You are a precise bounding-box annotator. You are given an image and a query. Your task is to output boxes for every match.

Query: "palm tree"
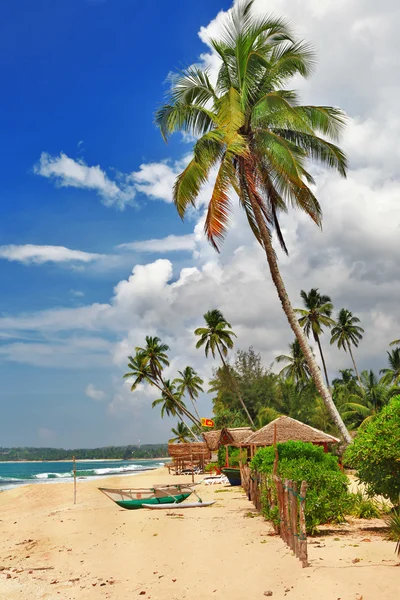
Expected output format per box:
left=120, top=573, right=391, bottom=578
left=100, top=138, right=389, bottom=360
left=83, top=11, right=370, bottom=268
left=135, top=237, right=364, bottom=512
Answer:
left=380, top=348, right=400, bottom=386
left=341, top=370, right=398, bottom=429
left=296, top=289, right=335, bottom=389
left=275, top=339, right=311, bottom=383
left=170, top=421, right=193, bottom=443
left=174, top=366, right=204, bottom=420
left=330, top=309, right=364, bottom=388
left=151, top=380, right=200, bottom=441
left=195, top=309, right=255, bottom=427
left=124, top=336, right=200, bottom=428
left=390, top=339, right=400, bottom=347
left=155, top=1, right=351, bottom=443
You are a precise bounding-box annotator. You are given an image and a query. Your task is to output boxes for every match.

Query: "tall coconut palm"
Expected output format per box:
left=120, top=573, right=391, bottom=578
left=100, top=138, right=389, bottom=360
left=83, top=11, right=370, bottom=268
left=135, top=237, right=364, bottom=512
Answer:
left=296, top=289, right=335, bottom=389
left=380, top=348, right=400, bottom=386
left=275, top=339, right=311, bottom=383
left=174, top=366, right=204, bottom=420
left=155, top=1, right=351, bottom=443
left=330, top=309, right=364, bottom=388
left=195, top=309, right=255, bottom=427
left=170, top=421, right=193, bottom=443
left=124, top=337, right=200, bottom=428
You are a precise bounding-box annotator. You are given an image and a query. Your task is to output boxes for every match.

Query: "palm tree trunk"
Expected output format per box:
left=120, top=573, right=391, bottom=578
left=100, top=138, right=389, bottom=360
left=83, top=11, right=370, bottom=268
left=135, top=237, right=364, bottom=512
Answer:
left=247, top=192, right=352, bottom=445
left=151, top=377, right=202, bottom=433
left=315, top=334, right=330, bottom=389
left=347, top=342, right=363, bottom=390
left=216, top=344, right=256, bottom=428
left=178, top=415, right=197, bottom=442
left=189, top=395, right=201, bottom=421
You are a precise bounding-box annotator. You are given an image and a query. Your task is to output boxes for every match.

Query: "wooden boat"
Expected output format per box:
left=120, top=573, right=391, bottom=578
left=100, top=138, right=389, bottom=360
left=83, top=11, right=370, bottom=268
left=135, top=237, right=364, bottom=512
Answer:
left=99, top=483, right=195, bottom=510
left=143, top=500, right=215, bottom=510
left=222, top=467, right=241, bottom=486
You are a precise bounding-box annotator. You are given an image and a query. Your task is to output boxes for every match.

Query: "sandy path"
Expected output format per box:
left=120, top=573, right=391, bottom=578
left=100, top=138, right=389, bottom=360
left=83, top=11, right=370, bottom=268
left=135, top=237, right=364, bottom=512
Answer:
left=0, top=468, right=398, bottom=599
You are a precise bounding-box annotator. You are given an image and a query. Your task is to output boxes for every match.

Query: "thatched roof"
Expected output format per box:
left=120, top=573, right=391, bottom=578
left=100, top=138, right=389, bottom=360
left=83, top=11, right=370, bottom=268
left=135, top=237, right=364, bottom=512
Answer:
left=220, top=427, right=253, bottom=447
left=168, top=442, right=211, bottom=460
left=243, top=416, right=339, bottom=446
left=202, top=430, right=222, bottom=451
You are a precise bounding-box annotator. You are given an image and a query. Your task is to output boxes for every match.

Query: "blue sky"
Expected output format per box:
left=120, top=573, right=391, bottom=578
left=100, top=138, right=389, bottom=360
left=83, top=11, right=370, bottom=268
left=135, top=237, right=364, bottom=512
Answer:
left=1, top=0, right=400, bottom=448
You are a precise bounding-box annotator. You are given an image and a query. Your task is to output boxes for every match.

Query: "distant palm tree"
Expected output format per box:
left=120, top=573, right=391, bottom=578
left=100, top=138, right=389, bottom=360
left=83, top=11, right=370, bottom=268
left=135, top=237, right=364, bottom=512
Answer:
left=195, top=309, right=255, bottom=427
left=296, top=289, right=335, bottom=388
left=152, top=380, right=200, bottom=441
left=341, top=370, right=398, bottom=429
left=330, top=309, right=364, bottom=388
left=170, top=421, right=193, bottom=443
left=155, top=0, right=351, bottom=444
left=380, top=348, right=400, bottom=386
left=124, top=336, right=200, bottom=427
left=174, top=366, right=204, bottom=420
left=275, top=339, right=311, bottom=383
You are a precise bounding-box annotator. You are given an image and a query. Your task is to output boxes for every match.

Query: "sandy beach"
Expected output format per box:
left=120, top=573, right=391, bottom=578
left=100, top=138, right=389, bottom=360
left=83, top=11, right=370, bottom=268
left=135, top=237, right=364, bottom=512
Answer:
left=0, top=467, right=398, bottom=600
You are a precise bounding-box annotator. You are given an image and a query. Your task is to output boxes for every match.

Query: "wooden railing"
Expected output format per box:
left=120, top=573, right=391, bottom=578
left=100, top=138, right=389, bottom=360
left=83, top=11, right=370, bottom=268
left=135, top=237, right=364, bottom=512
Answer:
left=240, top=464, right=308, bottom=567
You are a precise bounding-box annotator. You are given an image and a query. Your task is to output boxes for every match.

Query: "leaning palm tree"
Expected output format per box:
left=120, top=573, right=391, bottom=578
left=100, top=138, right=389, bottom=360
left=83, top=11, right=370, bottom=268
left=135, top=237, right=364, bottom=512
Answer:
left=170, top=421, right=193, bottom=443
left=124, top=337, right=200, bottom=428
left=330, top=308, right=364, bottom=388
left=195, top=309, right=255, bottom=427
left=152, top=380, right=200, bottom=441
left=296, top=288, right=335, bottom=389
left=275, top=339, right=311, bottom=383
left=380, top=348, right=400, bottom=386
left=174, top=366, right=204, bottom=420
left=155, top=1, right=351, bottom=443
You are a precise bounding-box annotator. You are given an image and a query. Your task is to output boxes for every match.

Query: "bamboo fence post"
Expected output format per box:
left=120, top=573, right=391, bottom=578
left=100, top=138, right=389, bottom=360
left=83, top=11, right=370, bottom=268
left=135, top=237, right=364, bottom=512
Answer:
left=275, top=476, right=286, bottom=541
left=190, top=446, right=194, bottom=483
left=291, top=481, right=299, bottom=558
left=299, top=481, right=308, bottom=567
left=73, top=455, right=77, bottom=505
left=284, top=479, right=292, bottom=550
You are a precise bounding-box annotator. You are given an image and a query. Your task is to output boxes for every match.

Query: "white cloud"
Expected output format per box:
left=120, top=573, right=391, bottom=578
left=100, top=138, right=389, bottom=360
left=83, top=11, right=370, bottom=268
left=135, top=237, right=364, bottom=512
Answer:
left=130, top=158, right=188, bottom=203
left=70, top=289, right=85, bottom=298
left=118, top=234, right=195, bottom=253
left=0, top=244, right=103, bottom=265
left=34, top=152, right=136, bottom=209
left=85, top=383, right=106, bottom=401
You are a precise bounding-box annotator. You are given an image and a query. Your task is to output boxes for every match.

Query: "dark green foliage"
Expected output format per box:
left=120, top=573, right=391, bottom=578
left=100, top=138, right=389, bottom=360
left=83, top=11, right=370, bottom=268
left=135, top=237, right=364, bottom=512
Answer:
left=251, top=441, right=350, bottom=533
left=0, top=444, right=168, bottom=461
left=345, top=396, right=400, bottom=503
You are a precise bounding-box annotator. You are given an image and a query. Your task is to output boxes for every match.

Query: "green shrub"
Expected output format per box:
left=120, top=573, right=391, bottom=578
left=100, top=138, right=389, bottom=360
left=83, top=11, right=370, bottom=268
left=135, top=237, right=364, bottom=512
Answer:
left=345, top=396, right=400, bottom=504
left=345, top=492, right=381, bottom=519
left=250, top=441, right=350, bottom=534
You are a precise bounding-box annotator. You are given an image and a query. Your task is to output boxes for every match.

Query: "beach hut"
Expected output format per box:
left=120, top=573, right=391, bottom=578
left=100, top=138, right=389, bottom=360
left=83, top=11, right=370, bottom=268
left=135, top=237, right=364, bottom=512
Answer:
left=202, top=430, right=222, bottom=452
left=243, top=416, right=339, bottom=455
left=167, top=442, right=211, bottom=474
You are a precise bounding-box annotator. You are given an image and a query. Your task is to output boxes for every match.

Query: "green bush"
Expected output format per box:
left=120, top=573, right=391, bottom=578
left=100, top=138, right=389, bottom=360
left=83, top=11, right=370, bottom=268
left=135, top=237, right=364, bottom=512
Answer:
left=251, top=441, right=350, bottom=534
left=345, top=396, right=400, bottom=504
left=345, top=492, right=381, bottom=519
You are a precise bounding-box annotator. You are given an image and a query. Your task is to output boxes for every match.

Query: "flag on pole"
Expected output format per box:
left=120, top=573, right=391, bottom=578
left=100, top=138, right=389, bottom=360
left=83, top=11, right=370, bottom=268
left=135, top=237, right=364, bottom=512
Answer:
left=201, top=418, right=215, bottom=427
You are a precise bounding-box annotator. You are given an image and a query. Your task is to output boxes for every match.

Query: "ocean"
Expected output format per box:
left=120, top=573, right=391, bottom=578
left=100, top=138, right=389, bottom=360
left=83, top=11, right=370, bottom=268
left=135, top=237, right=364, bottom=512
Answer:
left=0, top=459, right=167, bottom=491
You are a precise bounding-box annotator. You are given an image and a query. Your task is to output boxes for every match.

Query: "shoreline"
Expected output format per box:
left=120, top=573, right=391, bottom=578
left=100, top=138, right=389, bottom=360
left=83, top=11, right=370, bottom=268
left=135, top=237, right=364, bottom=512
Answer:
left=0, top=457, right=170, bottom=464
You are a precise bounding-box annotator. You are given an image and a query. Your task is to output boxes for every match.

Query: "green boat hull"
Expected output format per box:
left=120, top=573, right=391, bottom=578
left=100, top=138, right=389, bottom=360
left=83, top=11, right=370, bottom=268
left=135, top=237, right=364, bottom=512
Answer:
left=115, top=492, right=192, bottom=510
left=222, top=468, right=241, bottom=486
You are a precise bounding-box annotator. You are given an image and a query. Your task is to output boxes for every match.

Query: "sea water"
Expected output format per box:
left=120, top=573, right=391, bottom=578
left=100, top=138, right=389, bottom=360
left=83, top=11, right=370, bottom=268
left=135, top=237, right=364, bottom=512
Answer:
left=0, top=459, right=167, bottom=491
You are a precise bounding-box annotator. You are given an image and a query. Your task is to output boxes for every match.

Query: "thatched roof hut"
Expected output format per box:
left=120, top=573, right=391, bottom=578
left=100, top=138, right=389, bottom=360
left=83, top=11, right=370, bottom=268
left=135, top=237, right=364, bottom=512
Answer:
left=202, top=430, right=221, bottom=452
left=243, top=416, right=339, bottom=447
left=219, top=427, right=253, bottom=447
left=168, top=442, right=211, bottom=460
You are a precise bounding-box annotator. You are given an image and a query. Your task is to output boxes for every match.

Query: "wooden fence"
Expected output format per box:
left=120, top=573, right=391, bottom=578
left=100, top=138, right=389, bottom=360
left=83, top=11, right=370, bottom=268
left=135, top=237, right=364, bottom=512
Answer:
left=240, top=464, right=308, bottom=567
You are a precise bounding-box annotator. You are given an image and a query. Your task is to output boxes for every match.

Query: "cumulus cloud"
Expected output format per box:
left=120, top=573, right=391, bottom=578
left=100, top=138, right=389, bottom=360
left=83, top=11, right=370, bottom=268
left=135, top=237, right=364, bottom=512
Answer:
left=85, top=383, right=106, bottom=401
left=0, top=244, right=103, bottom=265
left=118, top=234, right=196, bottom=253
left=130, top=158, right=189, bottom=203
left=34, top=152, right=136, bottom=209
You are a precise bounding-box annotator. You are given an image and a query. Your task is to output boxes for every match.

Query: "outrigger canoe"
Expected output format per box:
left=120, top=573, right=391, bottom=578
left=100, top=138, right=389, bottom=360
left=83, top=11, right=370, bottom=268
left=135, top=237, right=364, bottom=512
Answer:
left=99, top=483, right=196, bottom=510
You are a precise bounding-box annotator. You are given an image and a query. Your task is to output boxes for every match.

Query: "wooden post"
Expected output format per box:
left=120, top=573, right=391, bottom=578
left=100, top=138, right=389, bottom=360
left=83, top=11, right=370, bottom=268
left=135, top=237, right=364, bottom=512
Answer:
left=225, top=445, right=229, bottom=467
left=273, top=423, right=278, bottom=477
left=190, top=446, right=194, bottom=484
left=299, top=481, right=308, bottom=567
left=73, top=455, right=77, bottom=505
left=274, top=476, right=285, bottom=541
left=284, top=479, right=292, bottom=549
left=291, top=481, right=299, bottom=557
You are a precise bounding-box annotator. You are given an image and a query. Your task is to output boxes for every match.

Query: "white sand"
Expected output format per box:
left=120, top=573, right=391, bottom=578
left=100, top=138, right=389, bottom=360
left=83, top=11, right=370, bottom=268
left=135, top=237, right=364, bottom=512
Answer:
left=0, top=467, right=398, bottom=599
